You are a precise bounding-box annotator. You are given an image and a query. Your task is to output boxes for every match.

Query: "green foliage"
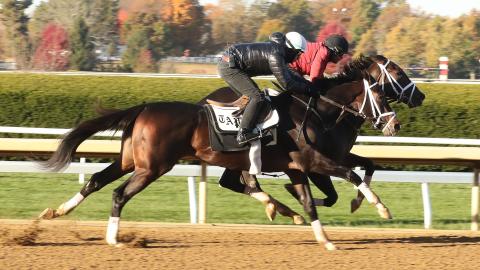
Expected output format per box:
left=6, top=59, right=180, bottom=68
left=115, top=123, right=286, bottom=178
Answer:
left=69, top=18, right=96, bottom=71
left=0, top=74, right=478, bottom=141
left=87, top=0, right=120, bottom=52
left=0, top=0, right=33, bottom=68
left=121, top=12, right=171, bottom=72
left=349, top=0, right=380, bottom=46
left=359, top=82, right=480, bottom=138
left=266, top=0, right=316, bottom=39
left=162, top=0, right=206, bottom=55
left=383, top=17, right=428, bottom=67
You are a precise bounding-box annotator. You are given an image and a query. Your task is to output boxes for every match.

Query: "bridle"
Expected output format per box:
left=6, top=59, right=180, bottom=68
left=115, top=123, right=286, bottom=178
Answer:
left=358, top=78, right=397, bottom=133
left=292, top=76, right=397, bottom=137
left=373, top=59, right=417, bottom=107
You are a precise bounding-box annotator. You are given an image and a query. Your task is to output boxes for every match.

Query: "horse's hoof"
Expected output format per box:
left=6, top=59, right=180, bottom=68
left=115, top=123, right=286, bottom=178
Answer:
left=376, top=204, right=393, bottom=219
left=350, top=199, right=362, bottom=213
left=292, top=215, right=306, bottom=225
left=38, top=208, right=57, bottom=220
left=265, top=203, right=277, bottom=222
left=324, top=242, right=337, bottom=251
left=114, top=243, right=126, bottom=248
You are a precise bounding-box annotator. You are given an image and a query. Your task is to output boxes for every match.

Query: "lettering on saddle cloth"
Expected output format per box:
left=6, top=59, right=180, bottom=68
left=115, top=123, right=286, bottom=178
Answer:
left=204, top=104, right=279, bottom=152
left=212, top=106, right=242, bottom=132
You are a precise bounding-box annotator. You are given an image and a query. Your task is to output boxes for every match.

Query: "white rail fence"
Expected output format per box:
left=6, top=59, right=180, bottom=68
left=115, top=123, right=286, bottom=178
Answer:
left=1, top=126, right=480, bottom=230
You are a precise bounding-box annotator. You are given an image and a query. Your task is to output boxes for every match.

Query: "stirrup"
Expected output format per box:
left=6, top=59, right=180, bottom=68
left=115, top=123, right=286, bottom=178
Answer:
left=237, top=128, right=262, bottom=144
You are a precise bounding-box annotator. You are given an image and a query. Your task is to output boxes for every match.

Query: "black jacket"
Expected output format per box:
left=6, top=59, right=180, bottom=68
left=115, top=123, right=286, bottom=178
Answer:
left=226, top=35, right=311, bottom=94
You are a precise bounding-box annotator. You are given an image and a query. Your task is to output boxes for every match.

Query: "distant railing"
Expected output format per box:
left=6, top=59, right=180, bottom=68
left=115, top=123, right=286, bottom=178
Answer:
left=162, top=56, right=220, bottom=64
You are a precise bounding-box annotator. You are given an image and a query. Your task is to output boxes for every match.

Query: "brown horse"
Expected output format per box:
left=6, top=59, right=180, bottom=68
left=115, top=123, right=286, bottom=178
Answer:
left=39, top=70, right=398, bottom=250
left=200, top=55, right=425, bottom=223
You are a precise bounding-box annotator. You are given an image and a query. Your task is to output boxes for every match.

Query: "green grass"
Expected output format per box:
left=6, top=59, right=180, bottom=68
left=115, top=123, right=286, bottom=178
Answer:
left=0, top=173, right=472, bottom=230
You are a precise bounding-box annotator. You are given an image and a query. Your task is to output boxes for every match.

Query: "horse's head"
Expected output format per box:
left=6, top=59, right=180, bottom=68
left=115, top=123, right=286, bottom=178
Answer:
left=368, top=55, right=425, bottom=108
left=349, top=75, right=400, bottom=136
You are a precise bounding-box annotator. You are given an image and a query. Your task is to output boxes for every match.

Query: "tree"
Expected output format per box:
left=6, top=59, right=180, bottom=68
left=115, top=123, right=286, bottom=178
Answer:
left=0, top=21, right=7, bottom=59
left=353, top=28, right=376, bottom=57
left=29, top=0, right=85, bottom=42
left=160, top=0, right=206, bottom=55
left=256, top=19, right=287, bottom=42
left=267, top=0, right=316, bottom=40
left=458, top=11, right=480, bottom=77
left=33, top=23, right=69, bottom=70
left=30, top=0, right=121, bottom=60
left=365, top=0, right=411, bottom=54
left=134, top=48, right=156, bottom=72
left=242, top=0, right=270, bottom=42
left=0, top=0, right=33, bottom=69
left=348, top=0, right=380, bottom=47
left=206, top=0, right=249, bottom=51
left=316, top=20, right=349, bottom=42
left=308, top=0, right=354, bottom=25
left=87, top=0, right=120, bottom=57
left=121, top=12, right=170, bottom=72
left=383, top=16, right=427, bottom=67
left=69, top=18, right=96, bottom=71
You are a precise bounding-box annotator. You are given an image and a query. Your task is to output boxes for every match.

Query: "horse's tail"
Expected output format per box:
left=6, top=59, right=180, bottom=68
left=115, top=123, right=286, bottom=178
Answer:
left=43, top=104, right=147, bottom=171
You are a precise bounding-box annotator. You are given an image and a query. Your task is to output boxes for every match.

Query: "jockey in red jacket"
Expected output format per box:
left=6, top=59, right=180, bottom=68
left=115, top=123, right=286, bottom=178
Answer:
left=289, top=34, right=349, bottom=83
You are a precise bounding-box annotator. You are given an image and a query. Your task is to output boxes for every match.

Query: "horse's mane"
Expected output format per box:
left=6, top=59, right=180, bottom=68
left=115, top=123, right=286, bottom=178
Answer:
left=312, top=55, right=374, bottom=90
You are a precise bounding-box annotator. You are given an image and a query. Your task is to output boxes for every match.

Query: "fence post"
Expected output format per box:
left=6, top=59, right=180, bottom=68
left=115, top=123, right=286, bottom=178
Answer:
left=438, top=56, right=449, bottom=80
left=198, top=162, right=207, bottom=224
left=421, top=182, right=432, bottom=229
left=187, top=176, right=197, bottom=224
left=78, top=157, right=86, bottom=184
left=472, top=169, right=479, bottom=231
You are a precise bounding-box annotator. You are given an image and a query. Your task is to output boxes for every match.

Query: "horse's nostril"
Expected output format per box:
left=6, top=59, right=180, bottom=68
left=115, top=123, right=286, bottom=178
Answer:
left=394, top=124, right=401, bottom=130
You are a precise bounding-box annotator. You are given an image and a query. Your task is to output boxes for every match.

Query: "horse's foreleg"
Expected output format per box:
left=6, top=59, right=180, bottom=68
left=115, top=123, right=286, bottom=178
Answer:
left=342, top=154, right=375, bottom=213
left=290, top=178, right=336, bottom=251
left=39, top=160, right=131, bottom=220
left=307, top=173, right=338, bottom=207
left=310, top=155, right=391, bottom=220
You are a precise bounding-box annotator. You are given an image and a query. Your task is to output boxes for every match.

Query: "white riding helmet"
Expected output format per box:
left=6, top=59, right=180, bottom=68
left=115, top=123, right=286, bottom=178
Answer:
left=285, top=32, right=307, bottom=53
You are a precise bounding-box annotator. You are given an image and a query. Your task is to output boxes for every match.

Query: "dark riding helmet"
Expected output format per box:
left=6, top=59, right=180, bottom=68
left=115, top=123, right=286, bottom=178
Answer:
left=324, top=35, right=349, bottom=56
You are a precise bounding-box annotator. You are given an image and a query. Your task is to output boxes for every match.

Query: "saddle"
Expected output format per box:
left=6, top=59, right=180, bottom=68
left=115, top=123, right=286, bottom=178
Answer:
left=204, top=91, right=279, bottom=152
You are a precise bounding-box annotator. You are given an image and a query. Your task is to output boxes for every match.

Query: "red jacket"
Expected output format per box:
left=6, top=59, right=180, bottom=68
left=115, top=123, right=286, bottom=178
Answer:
left=289, top=42, right=329, bottom=83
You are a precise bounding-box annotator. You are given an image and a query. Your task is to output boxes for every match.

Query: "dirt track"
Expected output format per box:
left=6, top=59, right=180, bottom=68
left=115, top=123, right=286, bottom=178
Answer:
left=1, top=219, right=479, bottom=270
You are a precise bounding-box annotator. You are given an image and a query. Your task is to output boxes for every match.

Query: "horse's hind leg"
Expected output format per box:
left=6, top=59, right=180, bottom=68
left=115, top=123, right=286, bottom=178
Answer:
left=106, top=163, right=174, bottom=246
left=39, top=159, right=132, bottom=219
left=219, top=169, right=305, bottom=224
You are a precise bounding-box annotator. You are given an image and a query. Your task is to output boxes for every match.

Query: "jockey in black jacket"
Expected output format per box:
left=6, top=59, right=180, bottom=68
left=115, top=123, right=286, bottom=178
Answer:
left=218, top=31, right=314, bottom=145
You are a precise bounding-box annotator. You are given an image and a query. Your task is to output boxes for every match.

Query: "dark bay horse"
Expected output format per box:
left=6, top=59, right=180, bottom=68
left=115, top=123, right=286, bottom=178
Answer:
left=39, top=71, right=398, bottom=250
left=200, top=55, right=425, bottom=223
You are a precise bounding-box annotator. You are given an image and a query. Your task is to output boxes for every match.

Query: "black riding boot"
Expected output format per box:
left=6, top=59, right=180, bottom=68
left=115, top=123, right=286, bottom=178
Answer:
left=236, top=98, right=265, bottom=144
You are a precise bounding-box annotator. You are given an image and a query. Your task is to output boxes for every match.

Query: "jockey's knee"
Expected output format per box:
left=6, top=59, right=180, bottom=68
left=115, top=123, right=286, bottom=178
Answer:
left=323, top=192, right=338, bottom=207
